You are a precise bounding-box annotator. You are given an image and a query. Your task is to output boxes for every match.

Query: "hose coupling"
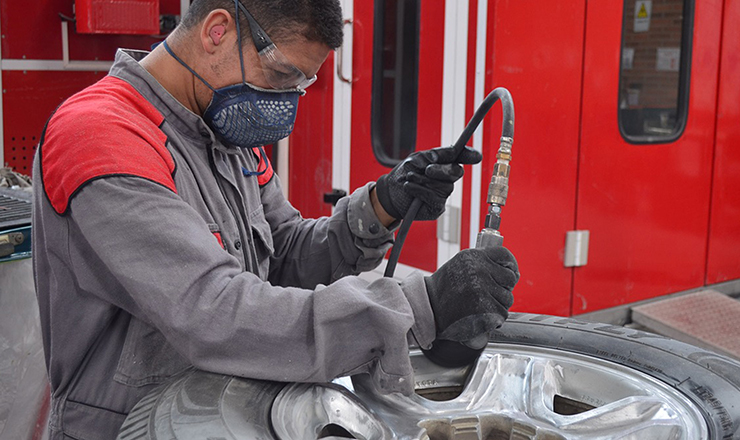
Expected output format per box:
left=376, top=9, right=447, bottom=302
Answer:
left=486, top=136, right=513, bottom=206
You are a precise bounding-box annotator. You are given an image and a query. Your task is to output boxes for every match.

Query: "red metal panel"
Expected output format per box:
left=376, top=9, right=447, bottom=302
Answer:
left=706, top=0, right=740, bottom=284
left=479, top=0, right=585, bottom=316
left=287, top=52, right=335, bottom=219
left=2, top=70, right=106, bottom=174
left=574, top=1, right=722, bottom=313
left=349, top=0, right=445, bottom=273
left=159, top=0, right=179, bottom=15
left=76, top=0, right=159, bottom=35
left=1, top=0, right=179, bottom=60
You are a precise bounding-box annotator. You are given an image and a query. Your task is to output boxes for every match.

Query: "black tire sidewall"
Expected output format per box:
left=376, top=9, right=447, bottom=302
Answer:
left=492, top=313, right=740, bottom=440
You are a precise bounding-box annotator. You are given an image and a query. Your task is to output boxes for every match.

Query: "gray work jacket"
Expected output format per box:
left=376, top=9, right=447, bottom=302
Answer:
left=32, top=49, right=435, bottom=440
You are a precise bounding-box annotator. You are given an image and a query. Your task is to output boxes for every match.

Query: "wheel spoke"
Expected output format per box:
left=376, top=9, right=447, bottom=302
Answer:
left=553, top=395, right=685, bottom=438
left=460, top=352, right=533, bottom=413
left=524, top=359, right=563, bottom=420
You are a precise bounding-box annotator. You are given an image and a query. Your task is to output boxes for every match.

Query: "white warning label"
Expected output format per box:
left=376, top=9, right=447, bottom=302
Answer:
left=634, top=0, right=652, bottom=33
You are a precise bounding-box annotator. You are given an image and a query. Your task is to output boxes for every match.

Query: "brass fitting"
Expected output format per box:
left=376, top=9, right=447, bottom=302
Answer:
left=486, top=136, right=513, bottom=206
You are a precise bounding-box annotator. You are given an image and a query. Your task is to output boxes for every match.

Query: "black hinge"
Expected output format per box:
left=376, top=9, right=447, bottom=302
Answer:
left=323, top=189, right=347, bottom=206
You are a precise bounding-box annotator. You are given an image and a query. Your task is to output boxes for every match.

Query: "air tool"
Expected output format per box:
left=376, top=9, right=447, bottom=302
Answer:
left=384, top=87, right=515, bottom=367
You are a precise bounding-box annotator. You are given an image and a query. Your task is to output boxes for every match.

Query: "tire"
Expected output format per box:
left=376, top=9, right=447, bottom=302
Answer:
left=118, top=313, right=740, bottom=439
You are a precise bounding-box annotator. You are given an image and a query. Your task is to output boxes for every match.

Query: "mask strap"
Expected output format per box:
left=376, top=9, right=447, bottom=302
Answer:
left=234, top=0, right=247, bottom=84
left=242, top=147, right=269, bottom=177
left=162, top=40, right=219, bottom=93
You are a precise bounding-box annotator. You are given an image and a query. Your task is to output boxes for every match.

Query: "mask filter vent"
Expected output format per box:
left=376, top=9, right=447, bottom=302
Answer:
left=204, top=83, right=300, bottom=149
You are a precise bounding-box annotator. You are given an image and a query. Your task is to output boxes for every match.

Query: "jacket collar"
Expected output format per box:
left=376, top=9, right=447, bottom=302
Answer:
left=108, top=49, right=217, bottom=146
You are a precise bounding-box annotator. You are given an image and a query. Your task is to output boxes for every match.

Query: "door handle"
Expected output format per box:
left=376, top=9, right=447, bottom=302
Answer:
left=337, top=19, right=355, bottom=84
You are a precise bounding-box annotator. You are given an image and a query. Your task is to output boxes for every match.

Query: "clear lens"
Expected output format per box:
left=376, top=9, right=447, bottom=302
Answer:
left=259, top=44, right=317, bottom=90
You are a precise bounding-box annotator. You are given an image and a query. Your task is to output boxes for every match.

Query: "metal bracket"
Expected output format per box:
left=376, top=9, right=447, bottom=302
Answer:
left=437, top=206, right=461, bottom=244
left=0, top=232, right=24, bottom=258
left=564, top=230, right=590, bottom=267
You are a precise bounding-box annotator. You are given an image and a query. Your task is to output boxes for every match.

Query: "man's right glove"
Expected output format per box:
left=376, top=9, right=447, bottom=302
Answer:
left=423, top=246, right=519, bottom=367
left=375, top=145, right=483, bottom=221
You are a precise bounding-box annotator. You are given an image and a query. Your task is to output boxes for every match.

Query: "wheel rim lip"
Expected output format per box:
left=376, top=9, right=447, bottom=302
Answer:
left=272, top=343, right=710, bottom=440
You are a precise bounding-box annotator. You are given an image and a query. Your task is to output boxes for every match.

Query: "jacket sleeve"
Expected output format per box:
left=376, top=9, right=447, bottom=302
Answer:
left=64, top=176, right=435, bottom=394
left=261, top=174, right=397, bottom=289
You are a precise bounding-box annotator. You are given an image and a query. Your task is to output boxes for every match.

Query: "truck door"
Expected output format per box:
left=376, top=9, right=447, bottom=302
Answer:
left=574, top=0, right=722, bottom=313
left=706, top=0, right=740, bottom=285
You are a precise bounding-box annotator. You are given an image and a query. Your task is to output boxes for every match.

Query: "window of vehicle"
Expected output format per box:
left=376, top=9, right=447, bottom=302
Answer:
left=618, top=0, right=694, bottom=143
left=371, top=0, right=420, bottom=166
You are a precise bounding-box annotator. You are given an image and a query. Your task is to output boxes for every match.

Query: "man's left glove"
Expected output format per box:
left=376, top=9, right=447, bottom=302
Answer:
left=375, top=145, right=483, bottom=220
left=422, top=246, right=519, bottom=367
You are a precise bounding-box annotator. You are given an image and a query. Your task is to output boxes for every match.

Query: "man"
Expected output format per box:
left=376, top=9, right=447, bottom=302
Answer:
left=32, top=0, right=519, bottom=438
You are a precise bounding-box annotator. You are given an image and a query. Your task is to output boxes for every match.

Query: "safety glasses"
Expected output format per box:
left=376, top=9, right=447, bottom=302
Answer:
left=235, top=0, right=318, bottom=91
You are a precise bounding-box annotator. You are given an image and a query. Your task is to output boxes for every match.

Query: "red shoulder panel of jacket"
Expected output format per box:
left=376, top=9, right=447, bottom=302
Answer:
left=41, top=76, right=176, bottom=214
left=253, top=147, right=274, bottom=187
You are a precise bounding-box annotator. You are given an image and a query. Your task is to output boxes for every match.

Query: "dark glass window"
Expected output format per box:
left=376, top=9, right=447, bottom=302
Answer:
left=371, top=0, right=420, bottom=167
left=618, top=0, right=693, bottom=143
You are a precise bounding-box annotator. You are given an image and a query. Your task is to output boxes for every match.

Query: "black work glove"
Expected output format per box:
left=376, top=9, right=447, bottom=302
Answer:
left=375, top=145, right=483, bottom=220
left=423, top=247, right=519, bottom=367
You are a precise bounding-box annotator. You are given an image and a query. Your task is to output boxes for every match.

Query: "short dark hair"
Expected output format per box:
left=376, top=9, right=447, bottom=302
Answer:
left=181, top=0, right=343, bottom=49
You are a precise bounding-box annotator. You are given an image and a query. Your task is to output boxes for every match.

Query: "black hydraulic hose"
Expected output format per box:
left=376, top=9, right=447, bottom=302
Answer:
left=383, top=198, right=421, bottom=277
left=384, top=88, right=514, bottom=278
left=452, top=87, right=514, bottom=156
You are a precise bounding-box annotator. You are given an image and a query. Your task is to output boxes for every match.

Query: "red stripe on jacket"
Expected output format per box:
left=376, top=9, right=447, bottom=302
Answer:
left=253, top=147, right=274, bottom=187
left=41, top=76, right=176, bottom=214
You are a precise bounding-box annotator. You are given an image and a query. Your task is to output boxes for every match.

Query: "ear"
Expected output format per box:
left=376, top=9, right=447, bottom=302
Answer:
left=200, top=9, right=233, bottom=54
